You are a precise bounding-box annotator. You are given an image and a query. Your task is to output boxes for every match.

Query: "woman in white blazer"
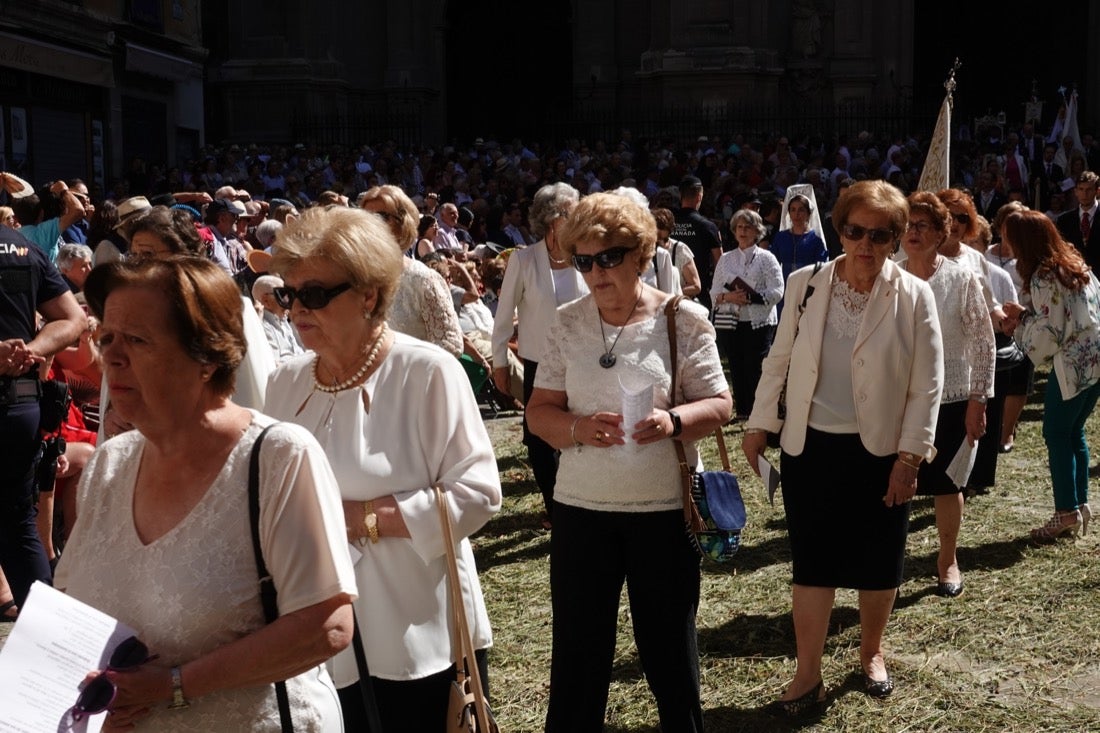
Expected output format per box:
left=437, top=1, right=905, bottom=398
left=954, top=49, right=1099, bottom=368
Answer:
left=491, top=183, right=588, bottom=528
left=742, top=181, right=943, bottom=717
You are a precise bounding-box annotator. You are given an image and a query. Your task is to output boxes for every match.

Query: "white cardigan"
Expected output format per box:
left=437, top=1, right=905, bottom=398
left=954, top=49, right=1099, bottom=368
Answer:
left=491, top=239, right=588, bottom=365
left=747, top=257, right=943, bottom=460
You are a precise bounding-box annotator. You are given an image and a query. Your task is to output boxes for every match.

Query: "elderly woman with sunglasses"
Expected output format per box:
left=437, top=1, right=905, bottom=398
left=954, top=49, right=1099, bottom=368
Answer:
left=742, top=181, right=943, bottom=716
left=527, top=193, right=731, bottom=732
left=264, top=207, right=501, bottom=732
left=55, top=257, right=356, bottom=731
left=900, top=192, right=996, bottom=598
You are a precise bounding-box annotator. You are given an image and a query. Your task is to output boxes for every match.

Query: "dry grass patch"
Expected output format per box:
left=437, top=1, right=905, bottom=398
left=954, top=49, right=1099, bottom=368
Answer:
left=475, top=369, right=1100, bottom=731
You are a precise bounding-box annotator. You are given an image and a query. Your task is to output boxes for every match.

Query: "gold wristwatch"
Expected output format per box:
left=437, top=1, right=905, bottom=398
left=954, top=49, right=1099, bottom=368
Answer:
left=363, top=500, right=379, bottom=544
left=168, top=666, right=190, bottom=709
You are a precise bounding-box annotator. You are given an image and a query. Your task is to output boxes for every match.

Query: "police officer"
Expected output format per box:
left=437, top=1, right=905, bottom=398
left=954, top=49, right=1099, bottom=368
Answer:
left=0, top=223, right=84, bottom=607
left=672, top=175, right=723, bottom=309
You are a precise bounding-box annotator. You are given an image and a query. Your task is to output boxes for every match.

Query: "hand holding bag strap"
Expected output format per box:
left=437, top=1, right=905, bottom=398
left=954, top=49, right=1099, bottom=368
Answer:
left=664, top=297, right=706, bottom=533
left=435, top=485, right=495, bottom=731
left=248, top=424, right=293, bottom=733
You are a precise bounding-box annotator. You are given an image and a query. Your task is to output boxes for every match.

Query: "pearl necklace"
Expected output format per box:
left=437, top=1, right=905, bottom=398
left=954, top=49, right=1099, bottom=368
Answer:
left=312, top=323, right=389, bottom=393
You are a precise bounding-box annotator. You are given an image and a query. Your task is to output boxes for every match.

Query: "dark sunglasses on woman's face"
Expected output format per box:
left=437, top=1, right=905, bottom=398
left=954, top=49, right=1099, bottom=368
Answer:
left=951, top=212, right=972, bottom=225
left=272, top=282, right=352, bottom=310
left=841, top=224, right=895, bottom=246
left=571, top=246, right=633, bottom=273
left=69, top=636, right=157, bottom=722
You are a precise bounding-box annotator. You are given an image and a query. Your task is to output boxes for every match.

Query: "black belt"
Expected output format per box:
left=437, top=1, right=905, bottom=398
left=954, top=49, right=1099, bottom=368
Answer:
left=0, top=375, right=41, bottom=406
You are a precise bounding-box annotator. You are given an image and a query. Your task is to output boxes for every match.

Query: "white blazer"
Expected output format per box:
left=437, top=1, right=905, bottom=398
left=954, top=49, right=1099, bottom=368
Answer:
left=491, top=240, right=588, bottom=365
left=747, top=257, right=943, bottom=460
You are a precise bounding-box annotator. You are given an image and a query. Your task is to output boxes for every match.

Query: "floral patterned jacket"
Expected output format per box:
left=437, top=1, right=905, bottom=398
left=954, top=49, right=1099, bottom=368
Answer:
left=1017, top=269, right=1100, bottom=399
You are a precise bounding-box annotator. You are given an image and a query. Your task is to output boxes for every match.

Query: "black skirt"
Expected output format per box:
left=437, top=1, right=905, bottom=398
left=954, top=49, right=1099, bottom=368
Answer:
left=916, top=400, right=969, bottom=496
left=781, top=428, right=909, bottom=590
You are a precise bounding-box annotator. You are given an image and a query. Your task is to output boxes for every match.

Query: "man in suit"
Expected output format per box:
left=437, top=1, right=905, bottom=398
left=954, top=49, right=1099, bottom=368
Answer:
left=1056, top=171, right=1100, bottom=271
left=1031, top=143, right=1065, bottom=212
left=975, top=171, right=1008, bottom=221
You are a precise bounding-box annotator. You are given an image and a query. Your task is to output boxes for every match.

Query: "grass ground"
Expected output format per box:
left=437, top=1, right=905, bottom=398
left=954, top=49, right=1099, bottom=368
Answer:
left=473, top=368, right=1100, bottom=732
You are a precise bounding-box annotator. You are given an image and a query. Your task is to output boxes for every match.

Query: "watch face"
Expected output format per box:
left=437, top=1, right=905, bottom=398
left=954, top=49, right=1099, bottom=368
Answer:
left=366, top=513, right=378, bottom=529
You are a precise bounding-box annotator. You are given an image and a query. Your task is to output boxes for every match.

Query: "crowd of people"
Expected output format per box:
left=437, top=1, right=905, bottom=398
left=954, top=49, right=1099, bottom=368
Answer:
left=0, top=116, right=1098, bottom=730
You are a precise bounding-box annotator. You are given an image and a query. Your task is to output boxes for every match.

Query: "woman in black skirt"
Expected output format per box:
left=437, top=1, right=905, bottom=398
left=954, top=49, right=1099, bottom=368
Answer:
left=742, top=181, right=943, bottom=716
left=899, top=192, right=996, bottom=598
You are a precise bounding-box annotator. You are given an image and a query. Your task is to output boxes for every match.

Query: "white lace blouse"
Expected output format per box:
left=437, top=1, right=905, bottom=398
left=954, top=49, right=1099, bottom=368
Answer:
left=902, top=258, right=996, bottom=403
left=55, top=416, right=356, bottom=732
left=535, top=294, right=728, bottom=512
left=389, top=259, right=464, bottom=356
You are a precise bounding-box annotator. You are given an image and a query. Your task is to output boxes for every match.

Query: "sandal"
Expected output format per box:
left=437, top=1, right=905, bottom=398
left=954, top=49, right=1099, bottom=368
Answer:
left=0, top=599, right=18, bottom=621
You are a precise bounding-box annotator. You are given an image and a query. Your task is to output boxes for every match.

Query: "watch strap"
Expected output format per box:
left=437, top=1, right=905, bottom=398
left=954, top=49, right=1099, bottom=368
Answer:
left=168, top=666, right=190, bottom=709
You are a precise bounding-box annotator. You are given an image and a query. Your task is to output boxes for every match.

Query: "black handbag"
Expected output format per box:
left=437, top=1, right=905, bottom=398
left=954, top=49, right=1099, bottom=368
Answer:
left=666, top=298, right=747, bottom=562
left=248, top=425, right=384, bottom=733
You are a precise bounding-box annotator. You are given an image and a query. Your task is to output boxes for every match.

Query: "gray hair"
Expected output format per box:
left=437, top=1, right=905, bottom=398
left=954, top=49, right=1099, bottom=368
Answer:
left=730, top=209, right=767, bottom=243
left=251, top=274, right=284, bottom=301
left=255, top=219, right=283, bottom=248
left=528, top=182, right=580, bottom=239
left=56, top=243, right=93, bottom=271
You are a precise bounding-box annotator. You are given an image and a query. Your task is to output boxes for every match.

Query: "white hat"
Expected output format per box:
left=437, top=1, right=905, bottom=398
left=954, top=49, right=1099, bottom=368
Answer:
left=114, top=196, right=152, bottom=230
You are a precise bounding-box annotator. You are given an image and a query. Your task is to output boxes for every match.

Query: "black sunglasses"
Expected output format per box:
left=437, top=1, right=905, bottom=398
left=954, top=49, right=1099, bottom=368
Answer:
left=69, top=636, right=157, bottom=722
left=841, top=225, right=896, bottom=246
left=571, top=246, right=634, bottom=273
left=951, top=212, right=972, bottom=225
left=272, top=282, right=352, bottom=310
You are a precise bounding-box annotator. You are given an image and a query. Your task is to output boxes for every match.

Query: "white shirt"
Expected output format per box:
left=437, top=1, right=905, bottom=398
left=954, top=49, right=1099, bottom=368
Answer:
left=265, top=335, right=502, bottom=684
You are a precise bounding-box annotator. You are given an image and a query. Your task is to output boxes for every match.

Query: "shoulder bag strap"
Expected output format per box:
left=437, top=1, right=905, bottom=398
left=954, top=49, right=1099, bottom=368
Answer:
left=435, top=485, right=493, bottom=729
left=248, top=424, right=293, bottom=733
left=665, top=297, right=706, bottom=532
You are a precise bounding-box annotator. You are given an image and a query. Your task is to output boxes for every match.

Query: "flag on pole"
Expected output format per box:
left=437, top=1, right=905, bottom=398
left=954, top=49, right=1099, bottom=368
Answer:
left=918, top=60, right=959, bottom=193
left=1053, top=87, right=1085, bottom=171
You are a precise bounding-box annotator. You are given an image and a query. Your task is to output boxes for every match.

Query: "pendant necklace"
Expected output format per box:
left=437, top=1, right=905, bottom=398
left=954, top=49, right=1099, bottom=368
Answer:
left=312, top=323, right=389, bottom=393
left=598, top=293, right=643, bottom=368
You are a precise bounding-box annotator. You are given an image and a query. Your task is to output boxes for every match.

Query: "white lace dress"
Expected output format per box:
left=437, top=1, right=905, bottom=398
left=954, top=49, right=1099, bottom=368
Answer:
left=55, top=415, right=357, bottom=732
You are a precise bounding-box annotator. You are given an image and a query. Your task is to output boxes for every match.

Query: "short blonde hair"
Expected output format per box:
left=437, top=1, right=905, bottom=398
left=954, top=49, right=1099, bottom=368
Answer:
left=557, top=192, right=657, bottom=263
left=271, top=207, right=403, bottom=320
left=359, top=184, right=418, bottom=250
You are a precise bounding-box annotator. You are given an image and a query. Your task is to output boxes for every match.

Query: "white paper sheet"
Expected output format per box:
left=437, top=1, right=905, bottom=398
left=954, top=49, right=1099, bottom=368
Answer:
left=945, top=438, right=977, bottom=488
left=0, top=581, right=136, bottom=733
left=619, top=374, right=654, bottom=447
left=758, top=455, right=781, bottom=505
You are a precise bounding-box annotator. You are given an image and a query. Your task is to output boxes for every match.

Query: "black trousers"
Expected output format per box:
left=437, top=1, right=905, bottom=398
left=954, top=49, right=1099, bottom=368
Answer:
left=545, top=502, right=704, bottom=733
left=522, top=359, right=559, bottom=516
left=0, top=401, right=51, bottom=607
left=716, top=323, right=775, bottom=418
left=337, top=649, right=489, bottom=733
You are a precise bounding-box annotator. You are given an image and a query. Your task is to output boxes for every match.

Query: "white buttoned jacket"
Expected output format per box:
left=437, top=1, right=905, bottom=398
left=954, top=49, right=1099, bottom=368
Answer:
left=747, top=257, right=943, bottom=460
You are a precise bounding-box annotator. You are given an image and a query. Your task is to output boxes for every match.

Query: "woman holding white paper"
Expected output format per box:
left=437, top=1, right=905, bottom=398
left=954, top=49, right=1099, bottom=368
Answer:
left=54, top=257, right=356, bottom=731
left=527, top=192, right=731, bottom=732
left=900, top=192, right=995, bottom=598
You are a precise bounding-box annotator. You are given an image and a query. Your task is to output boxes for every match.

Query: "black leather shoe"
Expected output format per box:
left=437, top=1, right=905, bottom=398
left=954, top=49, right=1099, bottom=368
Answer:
left=864, top=674, right=894, bottom=698
left=767, top=680, right=826, bottom=718
left=935, top=580, right=964, bottom=597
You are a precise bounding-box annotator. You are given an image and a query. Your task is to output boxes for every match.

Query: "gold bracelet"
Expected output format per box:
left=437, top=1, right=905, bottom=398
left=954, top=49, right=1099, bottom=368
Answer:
left=569, top=416, right=583, bottom=448
left=896, top=455, right=921, bottom=469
